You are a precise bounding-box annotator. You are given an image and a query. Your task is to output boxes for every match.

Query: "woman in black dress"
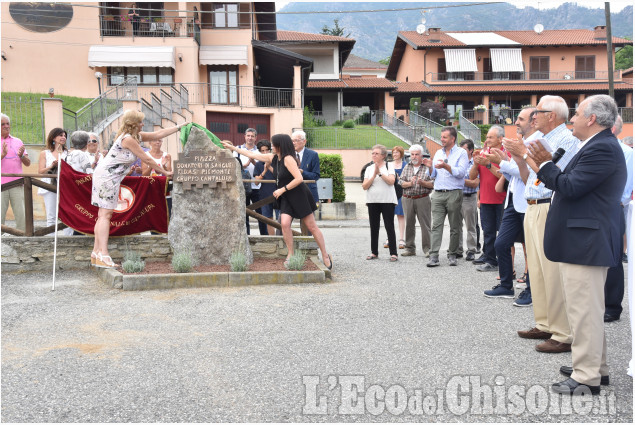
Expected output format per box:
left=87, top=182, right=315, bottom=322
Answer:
left=222, top=134, right=332, bottom=270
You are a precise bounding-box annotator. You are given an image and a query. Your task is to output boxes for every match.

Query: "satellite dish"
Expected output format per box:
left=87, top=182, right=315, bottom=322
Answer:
left=421, top=17, right=426, bottom=25
left=534, top=24, right=544, bottom=34
left=416, top=24, right=426, bottom=35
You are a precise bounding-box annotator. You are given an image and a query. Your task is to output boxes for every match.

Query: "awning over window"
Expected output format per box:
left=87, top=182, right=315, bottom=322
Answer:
left=443, top=49, right=478, bottom=73
left=490, top=48, right=524, bottom=72
left=88, top=46, right=175, bottom=68
left=199, top=45, right=248, bottom=66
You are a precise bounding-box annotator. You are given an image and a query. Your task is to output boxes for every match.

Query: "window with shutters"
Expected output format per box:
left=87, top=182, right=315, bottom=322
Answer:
left=575, top=56, right=596, bottom=79
left=208, top=65, right=238, bottom=104
left=529, top=56, right=550, bottom=80
left=107, top=66, right=174, bottom=86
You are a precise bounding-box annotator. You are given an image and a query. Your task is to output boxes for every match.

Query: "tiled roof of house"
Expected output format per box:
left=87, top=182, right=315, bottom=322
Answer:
left=308, top=77, right=396, bottom=89
left=307, top=80, right=348, bottom=88
left=343, top=54, right=388, bottom=70
left=393, top=81, right=633, bottom=93
left=399, top=29, right=632, bottom=48
left=622, top=67, right=633, bottom=75
left=276, top=30, right=354, bottom=42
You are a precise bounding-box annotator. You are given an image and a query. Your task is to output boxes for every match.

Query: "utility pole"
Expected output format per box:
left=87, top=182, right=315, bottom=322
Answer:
left=605, top=2, right=614, bottom=98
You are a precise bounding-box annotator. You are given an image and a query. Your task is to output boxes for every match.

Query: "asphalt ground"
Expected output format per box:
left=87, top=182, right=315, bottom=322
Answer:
left=1, top=183, right=633, bottom=422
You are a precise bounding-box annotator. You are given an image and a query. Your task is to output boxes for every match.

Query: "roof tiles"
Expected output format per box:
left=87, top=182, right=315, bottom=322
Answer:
left=276, top=30, right=354, bottom=42
left=399, top=29, right=632, bottom=48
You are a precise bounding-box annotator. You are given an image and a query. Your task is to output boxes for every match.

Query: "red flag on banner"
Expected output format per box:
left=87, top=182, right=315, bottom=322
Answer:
left=58, top=160, right=169, bottom=235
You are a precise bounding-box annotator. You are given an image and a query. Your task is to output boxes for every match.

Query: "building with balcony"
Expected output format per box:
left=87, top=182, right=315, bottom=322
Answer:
left=1, top=2, right=312, bottom=146
left=385, top=26, right=633, bottom=126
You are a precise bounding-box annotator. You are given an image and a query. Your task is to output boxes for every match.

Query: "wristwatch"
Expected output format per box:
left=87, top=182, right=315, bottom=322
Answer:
left=522, top=153, right=528, bottom=160
left=486, top=163, right=492, bottom=169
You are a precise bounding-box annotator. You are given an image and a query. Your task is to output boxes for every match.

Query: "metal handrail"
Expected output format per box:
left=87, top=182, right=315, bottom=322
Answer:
left=459, top=114, right=482, bottom=147
left=427, top=70, right=622, bottom=82
left=408, top=111, right=443, bottom=146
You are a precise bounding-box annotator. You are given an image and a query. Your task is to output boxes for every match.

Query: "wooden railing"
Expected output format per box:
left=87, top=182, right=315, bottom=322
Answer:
left=0, top=174, right=67, bottom=237
left=1, top=175, right=314, bottom=237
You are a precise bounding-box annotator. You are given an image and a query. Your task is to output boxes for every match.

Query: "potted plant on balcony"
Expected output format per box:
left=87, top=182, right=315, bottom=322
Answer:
left=474, top=104, right=487, bottom=124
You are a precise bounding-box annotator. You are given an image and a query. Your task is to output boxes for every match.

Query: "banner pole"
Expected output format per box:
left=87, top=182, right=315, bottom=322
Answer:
left=51, top=147, right=63, bottom=291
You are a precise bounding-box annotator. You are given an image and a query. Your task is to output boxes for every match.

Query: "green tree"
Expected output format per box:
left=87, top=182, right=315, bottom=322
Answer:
left=615, top=37, right=633, bottom=70
left=378, top=56, right=391, bottom=66
left=321, top=19, right=350, bottom=37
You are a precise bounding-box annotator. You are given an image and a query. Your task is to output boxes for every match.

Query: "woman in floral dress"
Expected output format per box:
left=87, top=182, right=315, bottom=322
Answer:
left=91, top=110, right=186, bottom=268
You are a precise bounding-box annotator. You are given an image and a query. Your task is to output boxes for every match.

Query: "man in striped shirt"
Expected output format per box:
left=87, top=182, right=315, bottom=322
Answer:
left=503, top=95, right=580, bottom=354
left=400, top=144, right=433, bottom=257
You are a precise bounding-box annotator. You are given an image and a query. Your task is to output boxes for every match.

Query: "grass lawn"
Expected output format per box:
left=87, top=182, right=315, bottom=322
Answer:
left=306, top=125, right=409, bottom=149
left=1, top=91, right=93, bottom=144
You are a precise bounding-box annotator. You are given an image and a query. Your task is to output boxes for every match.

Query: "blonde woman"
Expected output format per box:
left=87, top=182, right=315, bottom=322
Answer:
left=91, top=110, right=186, bottom=268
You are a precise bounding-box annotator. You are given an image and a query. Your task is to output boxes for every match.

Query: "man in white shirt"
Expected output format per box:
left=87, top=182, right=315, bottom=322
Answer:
left=234, top=128, right=264, bottom=235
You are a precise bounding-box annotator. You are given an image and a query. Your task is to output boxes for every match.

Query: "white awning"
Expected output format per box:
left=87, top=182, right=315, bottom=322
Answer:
left=88, top=46, right=175, bottom=68
left=446, top=32, right=520, bottom=46
left=443, top=49, right=478, bottom=73
left=199, top=45, right=248, bottom=66
left=490, top=48, right=524, bottom=72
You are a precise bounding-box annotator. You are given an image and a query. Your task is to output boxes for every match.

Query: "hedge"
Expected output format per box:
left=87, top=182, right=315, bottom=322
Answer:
left=318, top=154, right=345, bottom=202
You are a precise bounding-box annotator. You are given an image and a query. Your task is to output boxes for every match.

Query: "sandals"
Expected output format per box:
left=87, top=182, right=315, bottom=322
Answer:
left=390, top=255, right=398, bottom=262
left=91, top=251, right=98, bottom=266
left=496, top=270, right=516, bottom=281
left=283, top=260, right=290, bottom=270
left=366, top=254, right=378, bottom=260
left=399, top=239, right=405, bottom=249
left=383, top=240, right=389, bottom=248
left=517, top=272, right=527, bottom=283
left=95, top=253, right=118, bottom=269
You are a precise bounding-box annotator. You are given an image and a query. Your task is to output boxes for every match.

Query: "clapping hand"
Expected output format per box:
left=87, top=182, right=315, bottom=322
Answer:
left=1, top=141, right=8, bottom=158
left=422, top=158, right=432, bottom=168
left=473, top=155, right=489, bottom=166
left=527, top=141, right=552, bottom=167
left=485, top=148, right=507, bottom=165
left=502, top=137, right=526, bottom=158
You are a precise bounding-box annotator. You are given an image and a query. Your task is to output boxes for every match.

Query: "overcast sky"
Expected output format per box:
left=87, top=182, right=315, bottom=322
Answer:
left=274, top=1, right=632, bottom=12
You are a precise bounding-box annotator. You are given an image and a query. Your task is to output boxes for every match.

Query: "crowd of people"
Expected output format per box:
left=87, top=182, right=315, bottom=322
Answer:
left=364, top=94, right=631, bottom=395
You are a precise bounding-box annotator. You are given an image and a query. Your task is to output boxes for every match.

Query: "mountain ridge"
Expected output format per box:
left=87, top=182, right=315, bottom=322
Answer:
left=276, top=2, right=633, bottom=62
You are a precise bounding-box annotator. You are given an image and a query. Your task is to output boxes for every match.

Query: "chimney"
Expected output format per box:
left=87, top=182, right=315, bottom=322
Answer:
left=429, top=28, right=441, bottom=33
left=594, top=25, right=607, bottom=40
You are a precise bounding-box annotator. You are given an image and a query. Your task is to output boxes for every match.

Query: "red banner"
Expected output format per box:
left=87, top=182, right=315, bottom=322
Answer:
left=58, top=160, right=169, bottom=235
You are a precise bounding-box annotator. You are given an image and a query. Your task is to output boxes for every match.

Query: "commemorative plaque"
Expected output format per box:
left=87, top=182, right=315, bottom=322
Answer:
left=173, top=150, right=236, bottom=190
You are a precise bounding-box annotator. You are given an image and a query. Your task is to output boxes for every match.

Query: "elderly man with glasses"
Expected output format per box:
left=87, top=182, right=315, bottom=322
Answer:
left=503, top=95, right=580, bottom=354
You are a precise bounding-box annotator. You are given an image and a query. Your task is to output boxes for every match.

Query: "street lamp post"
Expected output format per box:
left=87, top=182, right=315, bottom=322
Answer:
left=95, top=71, right=102, bottom=96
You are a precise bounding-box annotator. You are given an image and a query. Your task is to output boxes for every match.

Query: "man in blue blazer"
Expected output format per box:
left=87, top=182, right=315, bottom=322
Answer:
left=292, top=130, right=321, bottom=235
left=527, top=95, right=627, bottom=395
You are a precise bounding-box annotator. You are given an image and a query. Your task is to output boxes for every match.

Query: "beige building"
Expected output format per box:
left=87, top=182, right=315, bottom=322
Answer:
left=1, top=2, right=314, bottom=148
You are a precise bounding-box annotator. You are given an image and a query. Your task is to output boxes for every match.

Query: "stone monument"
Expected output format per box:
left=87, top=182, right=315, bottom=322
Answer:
left=168, top=126, right=253, bottom=265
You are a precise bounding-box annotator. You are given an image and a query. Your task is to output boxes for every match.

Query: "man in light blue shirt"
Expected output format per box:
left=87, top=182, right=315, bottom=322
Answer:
left=422, top=126, right=469, bottom=267
left=503, top=95, right=579, bottom=354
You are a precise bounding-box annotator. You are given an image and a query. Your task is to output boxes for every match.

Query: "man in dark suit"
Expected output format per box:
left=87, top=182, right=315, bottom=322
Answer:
left=292, top=130, right=320, bottom=235
left=527, top=94, right=627, bottom=395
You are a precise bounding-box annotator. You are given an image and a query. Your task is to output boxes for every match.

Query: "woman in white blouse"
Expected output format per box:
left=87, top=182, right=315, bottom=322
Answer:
left=362, top=144, right=398, bottom=261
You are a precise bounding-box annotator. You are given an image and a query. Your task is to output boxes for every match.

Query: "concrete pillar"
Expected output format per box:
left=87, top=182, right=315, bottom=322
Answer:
left=482, top=95, right=490, bottom=124
left=42, top=98, right=63, bottom=144
left=530, top=94, right=538, bottom=106
left=177, top=2, right=187, bottom=36
left=293, top=65, right=302, bottom=109
left=626, top=92, right=632, bottom=107
left=577, top=94, right=586, bottom=107
left=384, top=92, right=394, bottom=117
